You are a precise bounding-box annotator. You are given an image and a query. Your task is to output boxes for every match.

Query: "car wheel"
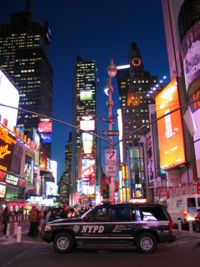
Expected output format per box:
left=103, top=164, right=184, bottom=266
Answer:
left=53, top=232, right=75, bottom=253
left=136, top=232, right=157, bottom=254
left=195, top=221, right=200, bottom=232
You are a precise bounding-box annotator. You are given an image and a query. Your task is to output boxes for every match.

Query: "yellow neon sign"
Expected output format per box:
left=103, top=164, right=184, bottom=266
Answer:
left=0, top=127, right=16, bottom=145
left=0, top=145, right=11, bottom=159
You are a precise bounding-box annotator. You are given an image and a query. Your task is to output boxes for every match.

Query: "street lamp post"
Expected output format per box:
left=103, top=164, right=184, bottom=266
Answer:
left=105, top=58, right=117, bottom=204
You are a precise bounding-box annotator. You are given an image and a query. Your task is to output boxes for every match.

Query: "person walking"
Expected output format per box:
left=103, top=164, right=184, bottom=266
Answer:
left=2, top=207, right=10, bottom=235
left=28, top=206, right=39, bottom=237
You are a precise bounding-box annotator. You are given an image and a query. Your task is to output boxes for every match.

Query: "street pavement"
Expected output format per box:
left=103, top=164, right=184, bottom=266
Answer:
left=0, top=223, right=200, bottom=267
left=0, top=222, right=200, bottom=247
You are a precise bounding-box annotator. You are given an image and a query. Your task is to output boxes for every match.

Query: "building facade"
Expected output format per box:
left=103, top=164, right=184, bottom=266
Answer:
left=116, top=42, right=160, bottom=200
left=161, top=0, right=198, bottom=190
left=0, top=2, right=53, bottom=143
left=71, top=56, right=99, bottom=206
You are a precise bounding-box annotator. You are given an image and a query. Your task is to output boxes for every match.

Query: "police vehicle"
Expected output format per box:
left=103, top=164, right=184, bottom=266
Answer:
left=41, top=203, right=176, bottom=254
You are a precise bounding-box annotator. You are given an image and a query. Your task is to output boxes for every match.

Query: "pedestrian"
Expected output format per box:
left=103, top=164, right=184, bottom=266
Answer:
left=0, top=203, right=3, bottom=232
left=2, top=207, right=10, bottom=235
left=28, top=206, right=39, bottom=237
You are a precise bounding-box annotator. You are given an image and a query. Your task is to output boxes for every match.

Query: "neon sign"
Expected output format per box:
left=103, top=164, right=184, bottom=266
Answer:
left=0, top=126, right=16, bottom=171
left=0, top=145, right=11, bottom=159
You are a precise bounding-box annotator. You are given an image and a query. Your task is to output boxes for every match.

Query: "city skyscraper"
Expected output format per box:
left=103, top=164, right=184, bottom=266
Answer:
left=0, top=1, right=53, bottom=142
left=71, top=55, right=99, bottom=206
left=58, top=132, right=72, bottom=204
left=116, top=42, right=160, bottom=200
left=117, top=43, right=159, bottom=162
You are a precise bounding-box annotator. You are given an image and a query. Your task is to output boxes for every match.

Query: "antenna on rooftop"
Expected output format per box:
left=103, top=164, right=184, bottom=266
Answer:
left=26, top=0, right=30, bottom=10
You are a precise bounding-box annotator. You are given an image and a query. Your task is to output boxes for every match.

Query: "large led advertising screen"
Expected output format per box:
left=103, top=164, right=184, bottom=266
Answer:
left=190, top=90, right=200, bottom=178
left=38, top=120, right=52, bottom=133
left=0, top=183, right=6, bottom=198
left=80, top=91, right=93, bottom=101
left=82, top=159, right=95, bottom=179
left=181, top=19, right=200, bottom=94
left=0, top=126, right=16, bottom=172
left=80, top=116, right=95, bottom=131
left=82, top=133, right=93, bottom=154
left=0, top=70, right=19, bottom=129
left=24, top=151, right=34, bottom=184
left=155, top=78, right=185, bottom=170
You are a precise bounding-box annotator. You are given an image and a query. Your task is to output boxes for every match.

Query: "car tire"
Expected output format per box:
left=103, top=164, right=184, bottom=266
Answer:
left=53, top=232, right=75, bottom=253
left=195, top=221, right=200, bottom=232
left=136, top=232, right=157, bottom=254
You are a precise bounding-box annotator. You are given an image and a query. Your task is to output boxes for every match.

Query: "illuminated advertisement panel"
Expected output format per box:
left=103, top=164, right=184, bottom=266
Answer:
left=82, top=133, right=93, bottom=154
left=0, top=126, right=16, bottom=172
left=0, top=170, right=6, bottom=182
left=40, top=150, right=48, bottom=171
left=190, top=90, right=200, bottom=178
left=80, top=116, right=95, bottom=131
left=38, top=121, right=52, bottom=133
left=181, top=19, right=200, bottom=94
left=80, top=91, right=93, bottom=101
left=6, top=174, right=18, bottom=186
left=82, top=159, right=95, bottom=179
left=155, top=78, right=185, bottom=170
left=0, top=183, right=6, bottom=198
left=40, top=133, right=52, bottom=143
left=32, top=129, right=40, bottom=166
left=0, top=70, right=19, bottom=129
left=24, top=150, right=34, bottom=184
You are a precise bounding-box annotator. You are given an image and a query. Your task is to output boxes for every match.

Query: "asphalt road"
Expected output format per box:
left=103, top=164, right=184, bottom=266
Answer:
left=0, top=224, right=200, bottom=267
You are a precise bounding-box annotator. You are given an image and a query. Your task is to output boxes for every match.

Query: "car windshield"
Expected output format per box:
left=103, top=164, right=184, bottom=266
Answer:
left=81, top=208, right=93, bottom=219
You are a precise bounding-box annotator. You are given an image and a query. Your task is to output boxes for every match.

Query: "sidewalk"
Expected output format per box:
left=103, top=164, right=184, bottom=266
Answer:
left=174, top=229, right=200, bottom=240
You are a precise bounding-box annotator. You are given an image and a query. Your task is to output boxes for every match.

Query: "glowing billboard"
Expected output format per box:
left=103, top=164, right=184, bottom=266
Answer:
left=0, top=183, right=6, bottom=198
left=82, top=159, right=95, bottom=179
left=80, top=91, right=93, bottom=101
left=0, top=70, right=19, bottom=129
left=190, top=90, right=200, bottom=178
left=181, top=19, right=200, bottom=94
left=40, top=133, right=52, bottom=143
left=24, top=151, right=34, bottom=184
left=155, top=78, right=185, bottom=170
left=38, top=121, right=52, bottom=133
left=80, top=116, right=95, bottom=131
left=0, top=126, right=16, bottom=172
left=82, top=133, right=93, bottom=154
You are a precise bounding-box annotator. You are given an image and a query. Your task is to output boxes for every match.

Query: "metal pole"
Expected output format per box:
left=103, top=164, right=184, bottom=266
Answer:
left=107, top=58, right=117, bottom=204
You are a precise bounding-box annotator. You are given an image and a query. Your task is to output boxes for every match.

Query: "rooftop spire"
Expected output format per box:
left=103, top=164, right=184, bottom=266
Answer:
left=26, top=0, right=30, bottom=10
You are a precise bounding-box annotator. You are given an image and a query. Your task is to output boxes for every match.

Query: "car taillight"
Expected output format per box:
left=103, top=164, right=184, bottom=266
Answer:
left=184, top=210, right=187, bottom=218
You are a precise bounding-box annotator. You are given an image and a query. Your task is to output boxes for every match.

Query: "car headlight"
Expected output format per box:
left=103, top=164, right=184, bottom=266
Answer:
left=44, top=224, right=51, bottom=232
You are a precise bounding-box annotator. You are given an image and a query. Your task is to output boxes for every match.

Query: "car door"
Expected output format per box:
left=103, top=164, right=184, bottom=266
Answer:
left=109, top=206, right=137, bottom=243
left=77, top=206, right=113, bottom=243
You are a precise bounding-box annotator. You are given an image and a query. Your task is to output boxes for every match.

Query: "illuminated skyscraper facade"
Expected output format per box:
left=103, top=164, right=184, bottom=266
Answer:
left=116, top=43, right=159, bottom=199
left=72, top=56, right=98, bottom=205
left=0, top=3, right=53, bottom=142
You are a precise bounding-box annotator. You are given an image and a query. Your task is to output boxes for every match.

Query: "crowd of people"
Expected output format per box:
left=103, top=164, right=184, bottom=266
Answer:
left=0, top=203, right=91, bottom=237
left=27, top=205, right=89, bottom=238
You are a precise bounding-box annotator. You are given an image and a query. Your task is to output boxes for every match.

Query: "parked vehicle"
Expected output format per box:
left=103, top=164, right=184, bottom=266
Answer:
left=41, top=203, right=176, bottom=254
left=194, top=208, right=200, bottom=232
left=167, top=194, right=200, bottom=226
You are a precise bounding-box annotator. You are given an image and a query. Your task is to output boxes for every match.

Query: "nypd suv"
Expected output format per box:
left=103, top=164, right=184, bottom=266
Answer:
left=41, top=203, right=176, bottom=254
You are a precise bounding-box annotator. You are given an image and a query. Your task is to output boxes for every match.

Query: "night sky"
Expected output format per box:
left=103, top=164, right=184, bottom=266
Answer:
left=0, top=0, right=169, bottom=181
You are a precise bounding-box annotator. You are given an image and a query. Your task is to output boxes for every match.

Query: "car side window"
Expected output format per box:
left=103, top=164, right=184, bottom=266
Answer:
left=114, top=207, right=132, bottom=222
left=140, top=207, right=168, bottom=221
left=187, top=198, right=196, bottom=208
left=89, top=207, right=110, bottom=222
